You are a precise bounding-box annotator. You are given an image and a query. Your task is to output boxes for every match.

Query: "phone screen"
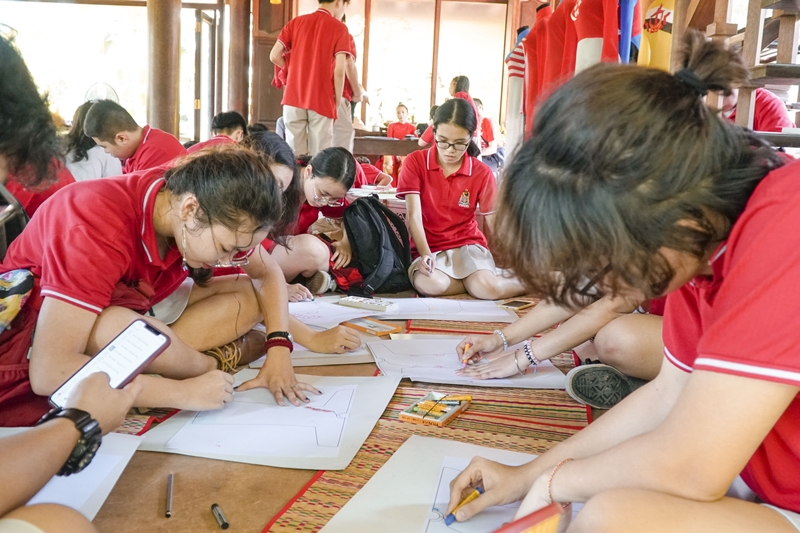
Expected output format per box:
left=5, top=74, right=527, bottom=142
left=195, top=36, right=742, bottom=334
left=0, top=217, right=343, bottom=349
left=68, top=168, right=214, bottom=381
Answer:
left=49, top=320, right=170, bottom=408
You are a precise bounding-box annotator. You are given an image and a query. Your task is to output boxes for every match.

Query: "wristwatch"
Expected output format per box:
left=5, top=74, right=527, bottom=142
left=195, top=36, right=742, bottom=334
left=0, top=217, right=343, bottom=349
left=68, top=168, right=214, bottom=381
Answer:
left=37, top=408, right=102, bottom=476
left=266, top=331, right=293, bottom=343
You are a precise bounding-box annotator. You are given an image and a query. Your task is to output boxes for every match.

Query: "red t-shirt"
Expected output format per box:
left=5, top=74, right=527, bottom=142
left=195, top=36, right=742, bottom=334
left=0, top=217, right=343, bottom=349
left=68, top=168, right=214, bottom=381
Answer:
left=524, top=5, right=553, bottom=136
left=2, top=169, right=189, bottom=314
left=661, top=158, right=800, bottom=512
left=5, top=162, right=76, bottom=217
left=359, top=162, right=384, bottom=185
left=561, top=0, right=579, bottom=79
left=278, top=8, right=353, bottom=119
left=729, top=88, right=796, bottom=133
left=480, top=117, right=495, bottom=149
left=342, top=34, right=357, bottom=103
left=541, top=1, right=568, bottom=99
left=387, top=122, right=417, bottom=140
left=396, top=147, right=496, bottom=254
left=123, top=125, right=188, bottom=174
left=186, top=135, right=236, bottom=153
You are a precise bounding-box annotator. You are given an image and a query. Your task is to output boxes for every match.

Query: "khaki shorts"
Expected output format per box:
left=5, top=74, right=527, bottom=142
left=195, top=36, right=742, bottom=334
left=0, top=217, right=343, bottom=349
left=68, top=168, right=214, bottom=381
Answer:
left=0, top=519, right=46, bottom=533
left=408, top=244, right=496, bottom=280
left=150, top=278, right=194, bottom=325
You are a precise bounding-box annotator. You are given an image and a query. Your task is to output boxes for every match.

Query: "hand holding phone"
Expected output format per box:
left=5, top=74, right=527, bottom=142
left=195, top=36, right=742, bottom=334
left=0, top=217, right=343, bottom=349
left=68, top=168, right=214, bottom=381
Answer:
left=49, top=320, right=171, bottom=409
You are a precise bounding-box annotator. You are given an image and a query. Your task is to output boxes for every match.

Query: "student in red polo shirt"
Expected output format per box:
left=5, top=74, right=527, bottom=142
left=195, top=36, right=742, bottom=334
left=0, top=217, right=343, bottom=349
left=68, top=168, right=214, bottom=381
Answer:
left=83, top=100, right=187, bottom=173
left=447, top=32, right=800, bottom=532
left=419, top=77, right=482, bottom=147
left=398, top=99, right=524, bottom=300
left=723, top=87, right=796, bottom=132
left=355, top=156, right=392, bottom=186
left=270, top=0, right=353, bottom=155
left=0, top=148, right=332, bottom=427
left=187, top=111, right=247, bottom=153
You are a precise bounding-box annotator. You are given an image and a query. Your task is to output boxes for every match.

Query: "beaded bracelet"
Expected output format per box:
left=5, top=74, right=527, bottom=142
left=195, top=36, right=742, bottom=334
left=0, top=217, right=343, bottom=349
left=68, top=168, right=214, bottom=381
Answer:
left=513, top=350, right=525, bottom=376
left=493, top=329, right=509, bottom=352
left=523, top=340, right=539, bottom=376
left=265, top=338, right=294, bottom=353
left=547, top=458, right=574, bottom=509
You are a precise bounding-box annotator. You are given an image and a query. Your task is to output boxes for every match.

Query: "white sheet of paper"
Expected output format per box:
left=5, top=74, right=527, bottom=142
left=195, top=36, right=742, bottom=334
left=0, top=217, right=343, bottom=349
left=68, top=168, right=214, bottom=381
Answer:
left=140, top=371, right=400, bottom=470
left=249, top=333, right=375, bottom=368
left=289, top=301, right=376, bottom=328
left=367, top=338, right=566, bottom=389
left=0, top=429, right=142, bottom=520
left=371, top=298, right=518, bottom=323
left=319, top=436, right=535, bottom=533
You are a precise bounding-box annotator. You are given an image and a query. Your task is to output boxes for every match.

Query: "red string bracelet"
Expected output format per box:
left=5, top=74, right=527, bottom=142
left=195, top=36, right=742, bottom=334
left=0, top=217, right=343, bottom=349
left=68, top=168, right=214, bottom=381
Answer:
left=265, top=338, right=294, bottom=353
left=547, top=458, right=574, bottom=509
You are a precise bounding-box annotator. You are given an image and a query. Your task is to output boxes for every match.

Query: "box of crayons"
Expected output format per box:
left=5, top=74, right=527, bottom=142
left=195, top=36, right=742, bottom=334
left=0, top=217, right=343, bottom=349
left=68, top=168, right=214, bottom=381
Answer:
left=399, top=392, right=471, bottom=427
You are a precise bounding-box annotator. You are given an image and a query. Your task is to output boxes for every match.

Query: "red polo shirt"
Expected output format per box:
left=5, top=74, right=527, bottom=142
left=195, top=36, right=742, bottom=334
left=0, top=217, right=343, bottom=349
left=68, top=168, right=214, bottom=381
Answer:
left=186, top=135, right=236, bottom=153
left=480, top=117, right=495, bottom=149
left=0, top=169, right=189, bottom=426
left=524, top=5, right=553, bottom=136
left=123, top=125, right=187, bottom=173
left=662, top=158, right=800, bottom=512
left=359, top=162, right=384, bottom=185
left=278, top=8, right=353, bottom=119
left=729, top=88, right=796, bottom=133
left=396, top=147, right=495, bottom=254
left=342, top=34, right=357, bottom=103
left=5, top=161, right=76, bottom=217
left=387, top=122, right=417, bottom=140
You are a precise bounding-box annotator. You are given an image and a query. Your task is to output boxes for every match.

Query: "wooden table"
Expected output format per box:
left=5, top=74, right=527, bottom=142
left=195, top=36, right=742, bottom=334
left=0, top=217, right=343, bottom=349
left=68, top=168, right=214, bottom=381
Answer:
left=93, top=362, right=379, bottom=533
left=352, top=137, right=420, bottom=159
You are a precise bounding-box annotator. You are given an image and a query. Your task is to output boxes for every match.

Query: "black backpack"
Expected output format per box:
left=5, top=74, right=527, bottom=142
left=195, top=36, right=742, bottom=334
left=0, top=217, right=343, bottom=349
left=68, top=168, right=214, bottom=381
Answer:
left=343, top=194, right=411, bottom=296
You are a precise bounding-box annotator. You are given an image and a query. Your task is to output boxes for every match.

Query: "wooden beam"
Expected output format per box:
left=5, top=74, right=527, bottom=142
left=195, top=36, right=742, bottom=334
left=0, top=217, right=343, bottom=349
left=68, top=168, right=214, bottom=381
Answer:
left=228, top=0, right=251, bottom=118
left=14, top=0, right=222, bottom=8
left=430, top=0, right=442, bottom=108
left=147, top=0, right=181, bottom=135
left=685, top=0, right=703, bottom=27
left=215, top=0, right=225, bottom=115
left=671, top=0, right=690, bottom=71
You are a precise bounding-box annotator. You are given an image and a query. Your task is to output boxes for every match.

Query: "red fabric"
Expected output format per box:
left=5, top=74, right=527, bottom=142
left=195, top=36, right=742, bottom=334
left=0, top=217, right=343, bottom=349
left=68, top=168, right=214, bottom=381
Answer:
left=421, top=124, right=434, bottom=145
left=480, top=117, right=495, bottom=149
left=359, top=162, right=384, bottom=185
left=342, top=34, right=357, bottom=102
left=277, top=8, right=353, bottom=119
left=524, top=6, right=553, bottom=137
left=5, top=161, right=76, bottom=217
left=647, top=296, right=666, bottom=317
left=186, top=135, right=236, bottom=153
left=396, top=146, right=496, bottom=254
left=574, top=0, right=625, bottom=64
left=122, top=126, right=187, bottom=174
left=541, top=2, right=568, bottom=100
left=387, top=122, right=417, bottom=140
left=506, top=41, right=525, bottom=79
left=661, top=158, right=800, bottom=512
left=560, top=0, right=579, bottom=79
left=729, top=88, right=796, bottom=133
left=2, top=169, right=188, bottom=315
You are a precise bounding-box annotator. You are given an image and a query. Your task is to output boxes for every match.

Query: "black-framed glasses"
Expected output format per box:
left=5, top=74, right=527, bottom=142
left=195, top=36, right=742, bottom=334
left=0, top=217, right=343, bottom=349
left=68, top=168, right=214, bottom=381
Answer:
left=434, top=137, right=470, bottom=152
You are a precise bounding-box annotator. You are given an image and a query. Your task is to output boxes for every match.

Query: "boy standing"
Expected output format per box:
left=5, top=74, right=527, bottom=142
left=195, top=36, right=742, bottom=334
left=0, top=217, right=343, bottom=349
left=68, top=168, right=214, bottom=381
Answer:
left=270, top=0, right=353, bottom=155
left=83, top=100, right=187, bottom=173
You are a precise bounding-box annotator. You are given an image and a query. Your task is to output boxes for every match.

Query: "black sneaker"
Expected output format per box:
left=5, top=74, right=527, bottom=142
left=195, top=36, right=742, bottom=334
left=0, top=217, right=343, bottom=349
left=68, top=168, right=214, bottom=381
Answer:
left=565, top=364, right=648, bottom=409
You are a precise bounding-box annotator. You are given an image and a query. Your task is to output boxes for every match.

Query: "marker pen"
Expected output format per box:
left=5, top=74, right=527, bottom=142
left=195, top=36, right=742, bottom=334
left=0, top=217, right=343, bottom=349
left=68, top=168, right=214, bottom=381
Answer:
left=211, top=503, right=229, bottom=530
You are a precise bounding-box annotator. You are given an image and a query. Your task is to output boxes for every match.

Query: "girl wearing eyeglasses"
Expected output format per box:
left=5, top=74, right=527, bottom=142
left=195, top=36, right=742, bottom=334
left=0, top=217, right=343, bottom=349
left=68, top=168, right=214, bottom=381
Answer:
left=0, top=147, right=326, bottom=426
left=397, top=98, right=525, bottom=300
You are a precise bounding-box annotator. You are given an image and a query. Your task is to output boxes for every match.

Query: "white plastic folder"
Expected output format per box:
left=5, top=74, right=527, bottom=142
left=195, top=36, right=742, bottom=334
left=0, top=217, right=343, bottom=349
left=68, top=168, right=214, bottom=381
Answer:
left=367, top=338, right=567, bottom=389
left=319, top=436, right=536, bottom=533
left=0, top=429, right=142, bottom=520
left=140, top=371, right=400, bottom=470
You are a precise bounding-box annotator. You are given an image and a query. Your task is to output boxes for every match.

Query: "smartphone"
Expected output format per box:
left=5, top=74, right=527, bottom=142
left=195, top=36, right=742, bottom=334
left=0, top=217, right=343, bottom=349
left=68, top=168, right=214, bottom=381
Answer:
left=498, top=300, right=536, bottom=311
left=49, top=320, right=171, bottom=409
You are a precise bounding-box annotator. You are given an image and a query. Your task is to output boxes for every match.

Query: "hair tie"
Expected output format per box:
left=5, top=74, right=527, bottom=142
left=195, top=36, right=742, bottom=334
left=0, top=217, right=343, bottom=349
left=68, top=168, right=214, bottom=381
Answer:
left=674, top=68, right=708, bottom=96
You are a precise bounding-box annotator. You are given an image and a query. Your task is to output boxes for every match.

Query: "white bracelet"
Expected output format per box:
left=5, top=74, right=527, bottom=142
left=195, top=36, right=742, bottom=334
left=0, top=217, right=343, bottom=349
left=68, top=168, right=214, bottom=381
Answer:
left=494, top=329, right=509, bottom=352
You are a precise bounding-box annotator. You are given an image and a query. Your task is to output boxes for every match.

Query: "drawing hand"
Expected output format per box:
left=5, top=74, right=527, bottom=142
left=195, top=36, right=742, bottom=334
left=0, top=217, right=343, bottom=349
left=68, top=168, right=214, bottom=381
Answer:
left=237, top=351, right=321, bottom=406
left=455, top=352, right=524, bottom=380
left=287, top=283, right=314, bottom=302
left=304, top=325, right=361, bottom=354
left=456, top=334, right=503, bottom=364
left=178, top=370, right=235, bottom=410
left=447, top=457, right=533, bottom=523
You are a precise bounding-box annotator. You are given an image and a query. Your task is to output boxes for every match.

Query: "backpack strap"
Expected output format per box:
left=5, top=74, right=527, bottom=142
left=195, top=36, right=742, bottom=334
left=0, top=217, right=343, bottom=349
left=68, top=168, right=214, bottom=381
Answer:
left=366, top=196, right=411, bottom=266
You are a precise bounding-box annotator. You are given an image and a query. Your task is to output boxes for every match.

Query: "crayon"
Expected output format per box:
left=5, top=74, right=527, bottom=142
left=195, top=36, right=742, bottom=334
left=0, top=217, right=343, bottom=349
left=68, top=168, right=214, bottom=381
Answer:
left=445, top=487, right=484, bottom=526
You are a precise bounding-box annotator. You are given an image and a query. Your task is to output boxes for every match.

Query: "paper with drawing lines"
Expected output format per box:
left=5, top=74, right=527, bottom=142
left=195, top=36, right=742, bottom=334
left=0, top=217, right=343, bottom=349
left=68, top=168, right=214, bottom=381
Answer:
left=289, top=301, right=375, bottom=328
left=367, top=338, right=566, bottom=389
left=164, top=385, right=356, bottom=458
left=371, top=298, right=517, bottom=323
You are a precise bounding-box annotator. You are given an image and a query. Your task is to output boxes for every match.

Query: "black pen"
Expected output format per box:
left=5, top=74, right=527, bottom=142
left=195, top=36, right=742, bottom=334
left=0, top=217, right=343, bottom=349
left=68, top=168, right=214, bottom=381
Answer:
left=165, top=473, right=174, bottom=518
left=211, top=503, right=229, bottom=530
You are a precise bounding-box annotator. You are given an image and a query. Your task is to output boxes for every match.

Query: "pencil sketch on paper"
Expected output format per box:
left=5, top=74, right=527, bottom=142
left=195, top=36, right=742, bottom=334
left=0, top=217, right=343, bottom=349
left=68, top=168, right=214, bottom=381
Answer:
left=163, top=385, right=356, bottom=457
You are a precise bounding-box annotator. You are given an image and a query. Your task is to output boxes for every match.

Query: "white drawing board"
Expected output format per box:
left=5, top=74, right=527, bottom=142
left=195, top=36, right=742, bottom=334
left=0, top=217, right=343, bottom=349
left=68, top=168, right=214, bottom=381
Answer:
left=319, top=436, right=536, bottom=533
left=0, top=429, right=142, bottom=520
left=249, top=334, right=375, bottom=368
left=289, top=301, right=376, bottom=328
left=367, top=338, right=567, bottom=389
left=370, top=298, right=518, bottom=323
left=139, top=371, right=400, bottom=470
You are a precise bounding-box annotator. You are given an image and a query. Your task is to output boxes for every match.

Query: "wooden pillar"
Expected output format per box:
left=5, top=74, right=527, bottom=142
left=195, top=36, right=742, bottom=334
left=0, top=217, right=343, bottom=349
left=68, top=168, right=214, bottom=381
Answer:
left=228, top=0, right=251, bottom=119
left=430, top=0, right=442, bottom=108
left=147, top=0, right=181, bottom=135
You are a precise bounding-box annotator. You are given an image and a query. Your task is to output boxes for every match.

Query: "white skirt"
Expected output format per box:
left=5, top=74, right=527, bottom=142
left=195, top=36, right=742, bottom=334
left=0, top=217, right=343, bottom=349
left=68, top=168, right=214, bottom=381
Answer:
left=408, top=244, right=497, bottom=280
left=150, top=278, right=194, bottom=325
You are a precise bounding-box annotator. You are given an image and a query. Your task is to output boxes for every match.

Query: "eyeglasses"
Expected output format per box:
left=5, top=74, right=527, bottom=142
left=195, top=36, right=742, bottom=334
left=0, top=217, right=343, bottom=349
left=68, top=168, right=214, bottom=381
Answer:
left=312, top=178, right=345, bottom=207
left=209, top=225, right=250, bottom=268
left=434, top=137, right=470, bottom=152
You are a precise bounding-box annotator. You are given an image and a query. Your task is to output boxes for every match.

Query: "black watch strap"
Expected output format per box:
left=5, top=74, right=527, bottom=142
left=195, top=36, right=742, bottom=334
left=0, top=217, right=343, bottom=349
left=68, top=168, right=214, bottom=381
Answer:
left=38, top=407, right=103, bottom=476
left=266, top=331, right=292, bottom=341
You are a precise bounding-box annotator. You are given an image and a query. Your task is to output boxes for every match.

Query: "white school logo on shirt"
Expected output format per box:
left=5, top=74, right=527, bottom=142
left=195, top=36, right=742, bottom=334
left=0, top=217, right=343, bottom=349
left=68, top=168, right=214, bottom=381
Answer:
left=458, top=190, right=470, bottom=208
